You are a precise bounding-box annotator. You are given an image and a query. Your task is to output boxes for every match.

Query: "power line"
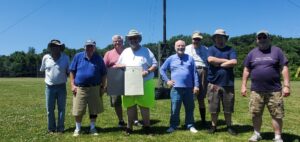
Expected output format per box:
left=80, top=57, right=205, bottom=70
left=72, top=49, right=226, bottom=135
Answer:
left=286, top=0, right=300, bottom=9
left=0, top=0, right=51, bottom=35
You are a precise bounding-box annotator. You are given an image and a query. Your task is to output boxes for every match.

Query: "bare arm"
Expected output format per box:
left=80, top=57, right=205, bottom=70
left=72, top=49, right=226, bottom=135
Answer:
left=70, top=72, right=77, bottom=96
left=241, top=67, right=250, bottom=97
left=282, top=65, right=290, bottom=97
left=221, top=59, right=237, bottom=68
left=208, top=56, right=229, bottom=67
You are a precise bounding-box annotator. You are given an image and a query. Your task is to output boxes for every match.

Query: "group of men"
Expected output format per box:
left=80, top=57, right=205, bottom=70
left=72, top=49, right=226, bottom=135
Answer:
left=40, top=28, right=290, bottom=142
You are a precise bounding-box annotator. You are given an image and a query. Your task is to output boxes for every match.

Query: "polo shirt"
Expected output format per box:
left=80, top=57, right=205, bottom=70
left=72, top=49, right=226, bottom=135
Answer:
left=69, top=52, right=107, bottom=86
left=160, top=54, right=199, bottom=88
left=103, top=48, right=123, bottom=68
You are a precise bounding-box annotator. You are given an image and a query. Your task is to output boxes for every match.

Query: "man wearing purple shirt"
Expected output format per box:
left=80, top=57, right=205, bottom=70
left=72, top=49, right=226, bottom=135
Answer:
left=241, top=30, right=290, bottom=142
left=160, top=40, right=199, bottom=133
left=103, top=35, right=126, bottom=128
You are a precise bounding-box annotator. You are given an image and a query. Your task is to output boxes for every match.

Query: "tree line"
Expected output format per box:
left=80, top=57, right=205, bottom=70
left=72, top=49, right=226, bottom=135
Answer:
left=1, top=33, right=300, bottom=80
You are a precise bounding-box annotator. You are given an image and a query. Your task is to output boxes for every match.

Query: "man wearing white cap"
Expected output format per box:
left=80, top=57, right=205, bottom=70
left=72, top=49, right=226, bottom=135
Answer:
left=207, top=29, right=237, bottom=135
left=185, top=31, right=208, bottom=126
left=69, top=40, right=107, bottom=136
left=241, top=30, right=290, bottom=142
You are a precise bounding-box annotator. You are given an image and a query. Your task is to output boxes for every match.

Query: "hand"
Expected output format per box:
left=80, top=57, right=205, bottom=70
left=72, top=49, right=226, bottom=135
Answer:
left=241, top=85, right=247, bottom=97
left=193, top=87, right=200, bottom=95
left=282, top=86, right=290, bottom=97
left=167, top=80, right=175, bottom=88
left=114, top=64, right=126, bottom=68
left=142, top=70, right=149, bottom=77
left=71, top=85, right=77, bottom=96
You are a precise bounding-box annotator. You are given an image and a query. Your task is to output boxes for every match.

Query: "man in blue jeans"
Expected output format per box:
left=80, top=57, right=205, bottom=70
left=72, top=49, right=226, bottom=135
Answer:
left=160, top=40, right=199, bottom=133
left=40, top=39, right=70, bottom=133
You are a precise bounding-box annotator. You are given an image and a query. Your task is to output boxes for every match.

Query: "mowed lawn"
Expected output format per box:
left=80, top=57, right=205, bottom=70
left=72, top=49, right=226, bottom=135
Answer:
left=0, top=78, right=299, bottom=142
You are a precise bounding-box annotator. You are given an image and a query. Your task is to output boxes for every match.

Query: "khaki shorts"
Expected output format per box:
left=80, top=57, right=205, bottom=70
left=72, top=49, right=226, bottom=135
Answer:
left=72, top=85, right=104, bottom=116
left=207, top=83, right=235, bottom=113
left=196, top=68, right=208, bottom=99
left=249, top=91, right=284, bottom=119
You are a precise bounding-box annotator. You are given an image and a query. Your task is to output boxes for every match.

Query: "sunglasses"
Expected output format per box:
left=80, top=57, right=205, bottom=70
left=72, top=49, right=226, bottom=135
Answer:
left=257, top=35, right=268, bottom=40
left=128, top=37, right=139, bottom=40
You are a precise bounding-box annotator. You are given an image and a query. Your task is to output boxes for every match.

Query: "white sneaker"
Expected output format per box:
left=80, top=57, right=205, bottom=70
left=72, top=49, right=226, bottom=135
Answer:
left=189, top=127, right=198, bottom=133
left=166, top=127, right=175, bottom=133
left=90, top=128, right=99, bottom=136
left=248, top=134, right=262, bottom=142
left=273, top=138, right=283, bottom=142
left=73, top=129, right=80, bottom=137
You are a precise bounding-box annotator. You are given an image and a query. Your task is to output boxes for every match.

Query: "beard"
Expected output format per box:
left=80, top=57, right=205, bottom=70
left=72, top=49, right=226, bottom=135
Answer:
left=258, top=42, right=270, bottom=50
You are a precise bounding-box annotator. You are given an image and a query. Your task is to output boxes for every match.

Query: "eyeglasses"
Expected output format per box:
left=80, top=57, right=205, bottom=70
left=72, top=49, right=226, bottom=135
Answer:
left=193, top=38, right=201, bottom=41
left=257, top=35, right=268, bottom=40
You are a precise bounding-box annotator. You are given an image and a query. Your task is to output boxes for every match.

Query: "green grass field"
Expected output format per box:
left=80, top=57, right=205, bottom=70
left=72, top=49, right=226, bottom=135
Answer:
left=0, top=78, right=299, bottom=142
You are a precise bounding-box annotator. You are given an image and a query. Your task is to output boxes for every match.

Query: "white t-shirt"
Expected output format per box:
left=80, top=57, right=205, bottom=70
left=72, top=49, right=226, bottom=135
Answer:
left=117, top=46, right=157, bottom=81
left=185, top=44, right=207, bottom=67
left=40, top=53, right=70, bottom=85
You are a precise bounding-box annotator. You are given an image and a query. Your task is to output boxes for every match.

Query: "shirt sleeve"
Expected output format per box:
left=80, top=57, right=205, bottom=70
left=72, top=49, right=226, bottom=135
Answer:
left=192, top=59, right=200, bottom=87
left=148, top=48, right=158, bottom=67
left=69, top=54, right=78, bottom=73
left=40, top=55, right=47, bottom=71
left=243, top=52, right=252, bottom=68
left=159, top=57, right=171, bottom=83
left=229, top=48, right=237, bottom=59
left=277, top=48, right=288, bottom=66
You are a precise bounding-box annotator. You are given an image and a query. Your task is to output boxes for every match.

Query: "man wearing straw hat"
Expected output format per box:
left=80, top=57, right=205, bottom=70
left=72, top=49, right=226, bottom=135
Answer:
left=40, top=39, right=69, bottom=134
left=185, top=31, right=208, bottom=126
left=116, top=29, right=157, bottom=135
left=207, top=29, right=237, bottom=135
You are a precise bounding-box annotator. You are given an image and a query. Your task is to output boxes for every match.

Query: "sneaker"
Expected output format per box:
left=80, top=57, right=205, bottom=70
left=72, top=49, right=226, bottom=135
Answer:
left=124, top=128, right=133, bottom=136
left=90, top=128, right=99, bottom=136
left=273, top=138, right=283, bottom=142
left=248, top=134, right=262, bottom=142
left=189, top=127, right=198, bottom=133
left=134, top=120, right=143, bottom=126
left=227, top=126, right=238, bottom=135
left=118, top=120, right=126, bottom=128
left=73, top=129, right=80, bottom=137
left=166, top=127, right=175, bottom=133
left=208, top=126, right=217, bottom=134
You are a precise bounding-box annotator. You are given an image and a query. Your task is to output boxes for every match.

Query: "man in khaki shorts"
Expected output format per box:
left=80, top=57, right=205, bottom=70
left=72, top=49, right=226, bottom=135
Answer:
left=69, top=40, right=107, bottom=136
left=207, top=29, right=237, bottom=135
left=241, top=30, right=290, bottom=142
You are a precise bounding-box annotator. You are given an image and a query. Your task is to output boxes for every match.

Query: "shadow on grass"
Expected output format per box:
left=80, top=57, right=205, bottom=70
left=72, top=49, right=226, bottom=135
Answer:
left=260, top=132, right=300, bottom=142
left=195, top=120, right=253, bottom=134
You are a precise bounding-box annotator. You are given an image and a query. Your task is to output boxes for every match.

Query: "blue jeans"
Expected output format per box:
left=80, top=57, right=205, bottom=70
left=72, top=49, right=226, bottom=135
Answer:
left=45, top=83, right=66, bottom=132
left=169, top=87, right=195, bottom=129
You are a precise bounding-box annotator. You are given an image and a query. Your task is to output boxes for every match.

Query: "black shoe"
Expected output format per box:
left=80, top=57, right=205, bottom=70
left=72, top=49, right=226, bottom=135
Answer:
left=124, top=128, right=133, bottom=136
left=208, top=126, right=216, bottom=134
left=134, top=120, right=143, bottom=127
left=142, top=126, right=151, bottom=135
left=227, top=126, right=237, bottom=136
left=118, top=120, right=127, bottom=128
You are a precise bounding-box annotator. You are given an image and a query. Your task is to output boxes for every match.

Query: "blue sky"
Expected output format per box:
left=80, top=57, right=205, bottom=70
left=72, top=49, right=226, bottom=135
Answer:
left=1, top=0, right=300, bottom=55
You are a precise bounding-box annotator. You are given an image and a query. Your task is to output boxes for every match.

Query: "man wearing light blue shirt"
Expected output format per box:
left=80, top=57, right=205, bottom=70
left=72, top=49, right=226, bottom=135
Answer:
left=160, top=40, right=199, bottom=133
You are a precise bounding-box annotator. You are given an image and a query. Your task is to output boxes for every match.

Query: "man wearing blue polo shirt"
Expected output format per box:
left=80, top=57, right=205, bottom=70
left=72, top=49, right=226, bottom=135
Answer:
left=160, top=40, right=199, bottom=133
left=69, top=40, right=107, bottom=137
